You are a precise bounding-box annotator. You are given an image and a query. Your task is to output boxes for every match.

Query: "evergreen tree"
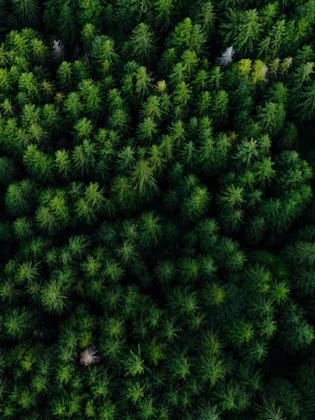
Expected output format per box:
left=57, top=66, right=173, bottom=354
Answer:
left=0, top=2, right=315, bottom=418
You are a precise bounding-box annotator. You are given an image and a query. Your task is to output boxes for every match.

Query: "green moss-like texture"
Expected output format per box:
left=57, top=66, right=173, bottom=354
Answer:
left=0, top=0, right=315, bottom=418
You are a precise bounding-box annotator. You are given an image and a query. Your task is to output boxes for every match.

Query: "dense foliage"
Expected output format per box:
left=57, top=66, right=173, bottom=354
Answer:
left=0, top=0, right=315, bottom=418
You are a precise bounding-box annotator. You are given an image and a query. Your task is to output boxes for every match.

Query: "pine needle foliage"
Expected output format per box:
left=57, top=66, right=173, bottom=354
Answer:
left=0, top=0, right=314, bottom=418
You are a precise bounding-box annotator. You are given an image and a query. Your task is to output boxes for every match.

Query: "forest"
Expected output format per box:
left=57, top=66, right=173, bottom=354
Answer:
left=0, top=0, right=314, bottom=418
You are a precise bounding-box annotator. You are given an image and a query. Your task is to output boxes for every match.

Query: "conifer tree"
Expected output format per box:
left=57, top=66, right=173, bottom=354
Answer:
left=129, top=23, right=156, bottom=65
left=12, top=0, right=40, bottom=26
left=0, top=2, right=315, bottom=418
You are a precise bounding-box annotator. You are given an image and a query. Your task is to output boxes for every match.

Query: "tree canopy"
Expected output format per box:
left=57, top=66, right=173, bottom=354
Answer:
left=0, top=0, right=315, bottom=418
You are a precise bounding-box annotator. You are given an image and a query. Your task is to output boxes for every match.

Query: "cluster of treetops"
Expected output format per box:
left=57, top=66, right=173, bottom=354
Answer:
left=0, top=0, right=315, bottom=418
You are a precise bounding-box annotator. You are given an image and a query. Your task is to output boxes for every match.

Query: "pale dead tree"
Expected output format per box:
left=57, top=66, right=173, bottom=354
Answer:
left=80, top=346, right=101, bottom=366
left=217, top=46, right=235, bottom=67
left=51, top=40, right=64, bottom=62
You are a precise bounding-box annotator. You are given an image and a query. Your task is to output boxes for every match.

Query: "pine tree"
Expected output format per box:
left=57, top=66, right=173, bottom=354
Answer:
left=124, top=346, right=146, bottom=377
left=297, top=82, right=315, bottom=121
left=73, top=139, right=97, bottom=177
left=64, top=92, right=83, bottom=121
left=57, top=61, right=73, bottom=92
left=5, top=179, right=36, bottom=217
left=78, top=78, right=102, bottom=118
left=41, top=275, right=70, bottom=314
left=167, top=18, right=206, bottom=55
left=57, top=0, right=78, bottom=46
left=129, top=23, right=156, bottom=64
left=153, top=0, right=174, bottom=30
left=55, top=149, right=72, bottom=179
left=12, top=0, right=40, bottom=26
left=91, top=35, right=117, bottom=74
left=23, top=145, right=55, bottom=182
left=181, top=185, right=211, bottom=221
left=135, top=66, right=153, bottom=98
left=230, top=9, right=262, bottom=55
left=4, top=307, right=33, bottom=339
left=137, top=117, right=158, bottom=144
left=131, top=159, right=158, bottom=198
left=173, top=81, right=191, bottom=106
